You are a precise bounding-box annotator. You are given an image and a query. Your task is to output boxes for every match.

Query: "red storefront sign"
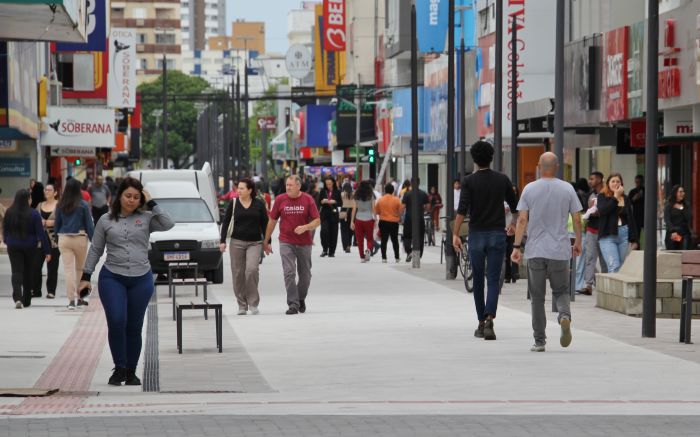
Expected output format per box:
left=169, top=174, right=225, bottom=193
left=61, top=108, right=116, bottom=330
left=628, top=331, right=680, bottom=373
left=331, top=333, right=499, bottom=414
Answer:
left=323, top=0, right=346, bottom=52
left=630, top=119, right=646, bottom=148
left=604, top=27, right=629, bottom=122
left=659, top=68, right=681, bottom=98
left=659, top=19, right=681, bottom=98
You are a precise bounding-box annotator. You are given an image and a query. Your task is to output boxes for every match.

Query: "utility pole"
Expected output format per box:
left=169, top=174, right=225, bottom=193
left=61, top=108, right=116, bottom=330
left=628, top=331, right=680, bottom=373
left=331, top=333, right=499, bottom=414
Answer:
left=235, top=70, right=242, bottom=178
left=261, top=125, right=268, bottom=181
left=237, top=36, right=254, bottom=176
left=355, top=77, right=362, bottom=182
left=510, top=16, right=518, bottom=185
left=643, top=0, right=659, bottom=338
left=554, top=0, right=564, bottom=179
left=445, top=0, right=457, bottom=279
left=459, top=36, right=466, bottom=179
left=410, top=2, right=420, bottom=269
left=494, top=0, right=503, bottom=172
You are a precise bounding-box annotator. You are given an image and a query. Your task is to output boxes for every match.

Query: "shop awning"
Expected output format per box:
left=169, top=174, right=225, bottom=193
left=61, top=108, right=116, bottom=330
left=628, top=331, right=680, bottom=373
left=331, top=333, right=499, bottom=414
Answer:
left=0, top=0, right=86, bottom=42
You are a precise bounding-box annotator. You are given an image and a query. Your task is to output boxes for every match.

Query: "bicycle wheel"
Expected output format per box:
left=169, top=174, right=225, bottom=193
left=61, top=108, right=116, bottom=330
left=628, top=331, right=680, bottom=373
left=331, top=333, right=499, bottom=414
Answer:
left=462, top=245, right=473, bottom=293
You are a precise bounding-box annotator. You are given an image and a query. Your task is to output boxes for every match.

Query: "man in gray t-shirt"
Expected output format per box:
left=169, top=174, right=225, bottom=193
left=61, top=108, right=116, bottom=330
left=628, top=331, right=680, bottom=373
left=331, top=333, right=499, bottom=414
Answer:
left=89, top=175, right=112, bottom=225
left=512, top=152, right=582, bottom=353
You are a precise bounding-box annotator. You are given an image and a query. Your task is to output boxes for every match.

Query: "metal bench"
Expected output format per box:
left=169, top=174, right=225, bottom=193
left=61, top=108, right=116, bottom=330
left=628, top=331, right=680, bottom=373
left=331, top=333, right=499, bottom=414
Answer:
left=168, top=262, right=209, bottom=321
left=176, top=300, right=223, bottom=354
left=679, top=251, right=700, bottom=344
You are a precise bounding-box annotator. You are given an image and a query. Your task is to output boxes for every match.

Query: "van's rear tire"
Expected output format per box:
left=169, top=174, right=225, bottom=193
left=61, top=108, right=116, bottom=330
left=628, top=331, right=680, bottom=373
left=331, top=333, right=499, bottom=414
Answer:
left=208, top=264, right=224, bottom=284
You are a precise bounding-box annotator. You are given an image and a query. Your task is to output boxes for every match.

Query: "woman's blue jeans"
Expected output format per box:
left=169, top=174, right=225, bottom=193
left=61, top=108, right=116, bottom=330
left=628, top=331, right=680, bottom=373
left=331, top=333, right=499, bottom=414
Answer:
left=98, top=268, right=154, bottom=369
left=598, top=225, right=630, bottom=274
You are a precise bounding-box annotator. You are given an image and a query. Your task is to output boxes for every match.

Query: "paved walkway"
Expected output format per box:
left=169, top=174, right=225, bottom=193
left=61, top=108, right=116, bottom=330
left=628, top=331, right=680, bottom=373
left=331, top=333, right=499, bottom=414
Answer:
left=0, top=235, right=699, bottom=427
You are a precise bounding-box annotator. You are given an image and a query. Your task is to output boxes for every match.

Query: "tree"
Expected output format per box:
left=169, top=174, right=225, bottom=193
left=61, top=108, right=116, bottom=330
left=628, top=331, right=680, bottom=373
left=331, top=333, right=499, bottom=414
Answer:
left=248, top=84, right=278, bottom=176
left=138, top=71, right=210, bottom=169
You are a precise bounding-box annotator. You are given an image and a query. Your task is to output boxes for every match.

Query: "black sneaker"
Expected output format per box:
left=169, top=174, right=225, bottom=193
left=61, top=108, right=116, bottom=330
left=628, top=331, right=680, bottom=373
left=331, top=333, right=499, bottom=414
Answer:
left=474, top=322, right=485, bottom=338
left=299, top=300, right=306, bottom=313
left=320, top=252, right=328, bottom=257
left=328, top=253, right=335, bottom=258
left=483, top=319, right=497, bottom=340
left=125, top=368, right=141, bottom=386
left=108, top=367, right=127, bottom=386
left=78, top=298, right=89, bottom=306
left=285, top=307, right=299, bottom=315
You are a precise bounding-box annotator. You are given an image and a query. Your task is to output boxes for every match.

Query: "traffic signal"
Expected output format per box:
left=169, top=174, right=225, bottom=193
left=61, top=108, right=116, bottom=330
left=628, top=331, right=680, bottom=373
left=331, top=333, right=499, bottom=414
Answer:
left=368, top=148, right=375, bottom=164
left=75, top=158, right=82, bottom=166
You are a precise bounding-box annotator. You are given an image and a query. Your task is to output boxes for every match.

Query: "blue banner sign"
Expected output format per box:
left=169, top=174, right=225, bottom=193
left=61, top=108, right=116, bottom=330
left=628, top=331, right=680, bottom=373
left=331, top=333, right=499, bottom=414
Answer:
left=56, top=0, right=106, bottom=52
left=0, top=157, right=30, bottom=177
left=417, top=0, right=448, bottom=53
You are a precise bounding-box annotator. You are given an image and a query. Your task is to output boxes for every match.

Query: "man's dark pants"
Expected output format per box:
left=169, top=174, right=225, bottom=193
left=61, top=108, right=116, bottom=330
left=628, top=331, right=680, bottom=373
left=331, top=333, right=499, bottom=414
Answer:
left=468, top=230, right=506, bottom=322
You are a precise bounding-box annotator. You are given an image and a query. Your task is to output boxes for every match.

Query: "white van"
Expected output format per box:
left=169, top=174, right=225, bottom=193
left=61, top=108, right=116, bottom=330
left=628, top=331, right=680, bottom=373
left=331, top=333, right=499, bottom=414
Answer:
left=128, top=162, right=219, bottom=223
left=143, top=181, right=223, bottom=284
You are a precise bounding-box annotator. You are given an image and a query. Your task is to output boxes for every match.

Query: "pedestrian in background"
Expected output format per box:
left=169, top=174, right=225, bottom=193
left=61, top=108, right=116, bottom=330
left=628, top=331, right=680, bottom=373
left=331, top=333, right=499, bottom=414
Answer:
left=512, top=152, right=582, bottom=352
left=318, top=177, right=342, bottom=258
left=664, top=185, right=693, bottom=250
left=453, top=140, right=517, bottom=341
left=597, top=173, right=638, bottom=273
left=628, top=175, right=645, bottom=245
left=30, top=181, right=45, bottom=209
left=452, top=179, right=462, bottom=213
left=89, top=175, right=112, bottom=225
left=79, top=177, right=174, bottom=386
left=428, top=186, right=443, bottom=231
left=375, top=183, right=402, bottom=263
left=580, top=171, right=606, bottom=295
left=339, top=182, right=355, bottom=253
left=264, top=175, right=320, bottom=315
left=351, top=180, right=376, bottom=263
left=220, top=178, right=269, bottom=315
left=401, top=180, right=430, bottom=262
left=3, top=189, right=51, bottom=309
left=504, top=186, right=520, bottom=284
left=33, top=183, right=61, bottom=299
left=55, top=178, right=94, bottom=310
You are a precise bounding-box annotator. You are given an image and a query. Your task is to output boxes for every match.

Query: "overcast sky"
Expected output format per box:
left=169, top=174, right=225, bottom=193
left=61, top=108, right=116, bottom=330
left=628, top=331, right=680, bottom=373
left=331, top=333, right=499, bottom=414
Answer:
left=226, top=0, right=310, bottom=55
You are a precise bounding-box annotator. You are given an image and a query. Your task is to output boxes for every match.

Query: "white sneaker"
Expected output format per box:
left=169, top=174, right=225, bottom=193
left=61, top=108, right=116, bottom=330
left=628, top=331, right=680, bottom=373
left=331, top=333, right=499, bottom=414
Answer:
left=395, top=258, right=401, bottom=263
left=250, top=307, right=259, bottom=315
left=530, top=344, right=545, bottom=352
left=237, top=308, right=247, bottom=315
left=364, top=249, right=371, bottom=262
left=14, top=301, right=23, bottom=309
left=67, top=301, right=76, bottom=311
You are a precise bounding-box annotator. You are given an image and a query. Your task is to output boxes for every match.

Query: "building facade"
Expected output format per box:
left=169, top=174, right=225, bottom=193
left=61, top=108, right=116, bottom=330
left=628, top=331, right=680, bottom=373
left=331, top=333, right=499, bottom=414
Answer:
left=181, top=0, right=226, bottom=52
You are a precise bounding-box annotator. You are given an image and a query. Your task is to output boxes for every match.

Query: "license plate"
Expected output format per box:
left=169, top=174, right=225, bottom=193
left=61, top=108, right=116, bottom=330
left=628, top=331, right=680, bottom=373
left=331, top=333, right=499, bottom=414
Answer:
left=164, top=252, right=190, bottom=261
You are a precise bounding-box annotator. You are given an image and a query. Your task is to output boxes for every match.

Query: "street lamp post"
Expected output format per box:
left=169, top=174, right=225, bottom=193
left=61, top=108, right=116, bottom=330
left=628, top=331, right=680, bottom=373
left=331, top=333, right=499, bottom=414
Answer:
left=237, top=36, right=254, bottom=176
left=445, top=0, right=457, bottom=279
left=494, top=0, right=503, bottom=172
left=410, top=2, right=420, bottom=269
left=554, top=0, right=565, bottom=179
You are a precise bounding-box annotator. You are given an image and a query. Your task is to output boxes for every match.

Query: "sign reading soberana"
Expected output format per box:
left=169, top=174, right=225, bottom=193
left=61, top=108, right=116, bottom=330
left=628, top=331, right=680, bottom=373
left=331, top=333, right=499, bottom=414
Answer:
left=108, top=28, right=137, bottom=108
left=41, top=106, right=115, bottom=148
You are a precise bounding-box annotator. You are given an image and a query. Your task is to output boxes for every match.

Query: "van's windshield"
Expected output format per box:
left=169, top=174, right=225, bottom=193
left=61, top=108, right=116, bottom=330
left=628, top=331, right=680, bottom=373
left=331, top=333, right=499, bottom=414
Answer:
left=154, top=198, right=214, bottom=223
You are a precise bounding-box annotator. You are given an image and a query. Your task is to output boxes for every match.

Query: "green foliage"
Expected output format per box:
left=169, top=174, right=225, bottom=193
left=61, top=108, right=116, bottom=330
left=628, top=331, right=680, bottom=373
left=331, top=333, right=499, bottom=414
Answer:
left=138, top=71, right=210, bottom=168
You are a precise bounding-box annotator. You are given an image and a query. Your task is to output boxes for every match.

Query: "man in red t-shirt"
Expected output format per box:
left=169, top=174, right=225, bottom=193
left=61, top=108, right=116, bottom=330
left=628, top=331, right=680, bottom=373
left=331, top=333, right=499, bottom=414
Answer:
left=264, top=175, right=320, bottom=315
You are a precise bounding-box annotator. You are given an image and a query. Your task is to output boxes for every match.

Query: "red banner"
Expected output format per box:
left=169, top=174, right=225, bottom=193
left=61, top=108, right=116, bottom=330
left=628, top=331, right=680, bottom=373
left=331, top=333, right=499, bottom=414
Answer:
left=323, top=0, right=346, bottom=52
left=630, top=119, right=646, bottom=148
left=604, top=27, right=629, bottom=122
left=659, top=68, right=681, bottom=98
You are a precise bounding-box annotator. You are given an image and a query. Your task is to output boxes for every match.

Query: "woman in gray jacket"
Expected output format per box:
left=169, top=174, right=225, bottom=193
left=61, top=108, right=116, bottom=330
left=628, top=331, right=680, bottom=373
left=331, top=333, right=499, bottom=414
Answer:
left=79, top=177, right=174, bottom=386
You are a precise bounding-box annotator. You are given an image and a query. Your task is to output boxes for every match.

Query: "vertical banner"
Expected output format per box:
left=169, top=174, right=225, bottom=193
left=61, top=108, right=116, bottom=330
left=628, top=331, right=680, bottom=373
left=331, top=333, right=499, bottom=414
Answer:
left=627, top=22, right=644, bottom=119
left=108, top=28, right=137, bottom=108
left=416, top=0, right=448, bottom=53
left=603, top=26, right=629, bottom=122
left=323, top=0, right=346, bottom=51
left=314, top=4, right=346, bottom=95
left=56, top=0, right=106, bottom=52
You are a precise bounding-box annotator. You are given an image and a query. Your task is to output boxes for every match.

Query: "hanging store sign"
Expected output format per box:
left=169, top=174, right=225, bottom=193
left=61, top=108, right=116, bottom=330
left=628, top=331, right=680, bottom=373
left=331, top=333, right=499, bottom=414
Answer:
left=663, top=109, right=693, bottom=136
left=323, top=0, right=346, bottom=51
left=56, top=0, right=107, bottom=52
left=50, top=146, right=96, bottom=157
left=107, top=28, right=137, bottom=108
left=41, top=106, right=115, bottom=147
left=603, top=26, right=629, bottom=122
left=627, top=21, right=644, bottom=118
left=285, top=44, right=312, bottom=79
left=417, top=0, right=448, bottom=53
left=659, top=19, right=682, bottom=99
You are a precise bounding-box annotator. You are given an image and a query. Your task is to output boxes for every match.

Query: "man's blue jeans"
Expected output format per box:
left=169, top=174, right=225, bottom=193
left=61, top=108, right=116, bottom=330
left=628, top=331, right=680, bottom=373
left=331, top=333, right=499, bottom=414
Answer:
left=99, top=268, right=154, bottom=369
left=468, top=230, right=506, bottom=321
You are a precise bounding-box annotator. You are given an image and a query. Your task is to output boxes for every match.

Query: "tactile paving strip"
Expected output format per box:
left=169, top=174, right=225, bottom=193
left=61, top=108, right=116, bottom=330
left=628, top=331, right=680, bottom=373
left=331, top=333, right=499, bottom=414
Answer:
left=10, top=293, right=108, bottom=415
left=142, top=290, right=160, bottom=392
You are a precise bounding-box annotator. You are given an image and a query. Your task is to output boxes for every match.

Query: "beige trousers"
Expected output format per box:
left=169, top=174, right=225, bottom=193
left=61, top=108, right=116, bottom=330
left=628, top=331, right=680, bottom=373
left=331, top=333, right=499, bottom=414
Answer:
left=229, top=239, right=262, bottom=310
left=58, top=234, right=88, bottom=301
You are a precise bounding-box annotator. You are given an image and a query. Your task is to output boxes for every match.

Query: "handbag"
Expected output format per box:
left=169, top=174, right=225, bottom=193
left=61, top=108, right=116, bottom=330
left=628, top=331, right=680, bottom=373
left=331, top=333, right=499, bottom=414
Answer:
left=225, top=198, right=237, bottom=239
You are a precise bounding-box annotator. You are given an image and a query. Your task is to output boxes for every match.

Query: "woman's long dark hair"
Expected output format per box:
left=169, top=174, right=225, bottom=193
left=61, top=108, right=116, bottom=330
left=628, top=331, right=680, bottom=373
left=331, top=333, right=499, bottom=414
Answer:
left=110, top=177, right=146, bottom=221
left=30, top=182, right=45, bottom=209
left=668, top=185, right=686, bottom=207
left=58, top=178, right=83, bottom=214
left=3, top=189, right=32, bottom=238
left=239, top=178, right=257, bottom=198
left=322, top=177, right=338, bottom=192
left=354, top=180, right=373, bottom=202
left=341, top=181, right=353, bottom=197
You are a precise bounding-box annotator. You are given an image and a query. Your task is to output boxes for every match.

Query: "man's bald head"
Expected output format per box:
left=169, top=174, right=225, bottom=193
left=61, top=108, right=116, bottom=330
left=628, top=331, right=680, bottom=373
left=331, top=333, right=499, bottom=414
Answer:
left=538, top=152, right=559, bottom=177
